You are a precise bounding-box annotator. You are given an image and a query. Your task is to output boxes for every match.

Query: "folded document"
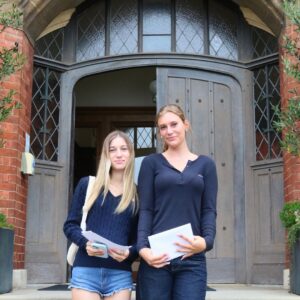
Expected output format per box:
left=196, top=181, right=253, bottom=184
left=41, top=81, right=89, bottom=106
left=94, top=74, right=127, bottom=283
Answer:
left=148, top=223, right=194, bottom=260
left=82, top=230, right=130, bottom=252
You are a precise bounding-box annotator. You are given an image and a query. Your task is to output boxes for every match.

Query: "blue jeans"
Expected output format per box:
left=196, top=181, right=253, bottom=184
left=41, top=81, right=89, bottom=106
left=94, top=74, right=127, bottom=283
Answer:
left=137, top=254, right=207, bottom=300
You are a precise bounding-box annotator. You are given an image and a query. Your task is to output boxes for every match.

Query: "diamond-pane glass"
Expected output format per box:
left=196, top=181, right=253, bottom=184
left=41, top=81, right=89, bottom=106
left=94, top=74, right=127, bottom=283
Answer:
left=137, top=127, right=153, bottom=149
left=125, top=128, right=134, bottom=144
left=209, top=0, right=238, bottom=60
left=35, top=29, right=64, bottom=61
left=110, top=0, right=138, bottom=55
left=76, top=1, right=105, bottom=62
left=176, top=0, right=204, bottom=54
left=253, top=63, right=282, bottom=161
left=31, top=66, right=61, bottom=161
left=252, top=27, right=278, bottom=59
left=121, top=127, right=156, bottom=149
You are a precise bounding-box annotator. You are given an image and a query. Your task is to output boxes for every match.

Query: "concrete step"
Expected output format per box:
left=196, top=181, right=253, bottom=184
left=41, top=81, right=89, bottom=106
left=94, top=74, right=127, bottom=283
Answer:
left=0, top=284, right=299, bottom=300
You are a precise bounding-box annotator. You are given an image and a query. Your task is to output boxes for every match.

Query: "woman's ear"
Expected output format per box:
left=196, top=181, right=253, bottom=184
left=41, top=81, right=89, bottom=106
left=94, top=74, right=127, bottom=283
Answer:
left=184, top=120, right=190, bottom=131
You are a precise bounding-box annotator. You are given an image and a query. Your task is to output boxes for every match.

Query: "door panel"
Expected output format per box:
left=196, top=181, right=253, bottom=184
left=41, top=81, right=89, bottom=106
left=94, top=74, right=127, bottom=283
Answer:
left=190, top=79, right=210, bottom=154
left=157, top=67, right=239, bottom=283
left=26, top=163, right=65, bottom=283
left=251, top=165, right=284, bottom=284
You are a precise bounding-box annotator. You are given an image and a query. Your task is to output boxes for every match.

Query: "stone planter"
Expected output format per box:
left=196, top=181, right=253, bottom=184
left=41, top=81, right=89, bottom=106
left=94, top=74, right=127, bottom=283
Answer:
left=0, top=228, right=14, bottom=294
left=290, top=238, right=300, bottom=295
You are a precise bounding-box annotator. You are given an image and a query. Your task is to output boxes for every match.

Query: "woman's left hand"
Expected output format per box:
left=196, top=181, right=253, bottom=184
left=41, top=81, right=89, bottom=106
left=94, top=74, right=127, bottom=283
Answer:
left=175, top=235, right=206, bottom=259
left=108, top=248, right=130, bottom=262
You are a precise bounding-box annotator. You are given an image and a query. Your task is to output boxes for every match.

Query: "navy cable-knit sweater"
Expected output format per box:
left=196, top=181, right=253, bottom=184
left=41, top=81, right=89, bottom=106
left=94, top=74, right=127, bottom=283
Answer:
left=63, top=177, right=138, bottom=271
left=137, top=153, right=218, bottom=254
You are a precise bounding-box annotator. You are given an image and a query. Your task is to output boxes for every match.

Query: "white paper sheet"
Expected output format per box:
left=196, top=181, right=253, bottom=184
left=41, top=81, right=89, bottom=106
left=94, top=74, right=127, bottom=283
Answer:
left=82, top=230, right=130, bottom=251
left=148, top=223, right=194, bottom=260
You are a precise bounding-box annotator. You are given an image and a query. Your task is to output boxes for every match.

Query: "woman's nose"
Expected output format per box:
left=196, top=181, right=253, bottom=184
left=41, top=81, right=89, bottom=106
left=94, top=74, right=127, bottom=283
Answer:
left=166, top=126, right=172, bottom=134
left=116, top=149, right=122, bottom=156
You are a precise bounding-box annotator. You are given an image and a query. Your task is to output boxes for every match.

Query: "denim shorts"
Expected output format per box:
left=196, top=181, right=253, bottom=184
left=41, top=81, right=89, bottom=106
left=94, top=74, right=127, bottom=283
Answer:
left=70, top=266, right=133, bottom=297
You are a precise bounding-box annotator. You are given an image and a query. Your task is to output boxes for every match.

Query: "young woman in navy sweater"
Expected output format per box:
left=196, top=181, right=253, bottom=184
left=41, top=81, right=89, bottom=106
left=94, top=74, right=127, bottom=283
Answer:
left=64, top=130, right=138, bottom=300
left=137, top=104, right=218, bottom=300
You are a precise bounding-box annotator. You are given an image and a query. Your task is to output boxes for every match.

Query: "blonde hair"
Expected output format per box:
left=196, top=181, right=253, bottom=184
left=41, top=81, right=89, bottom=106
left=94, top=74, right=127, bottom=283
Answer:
left=156, top=104, right=188, bottom=151
left=83, top=130, right=138, bottom=214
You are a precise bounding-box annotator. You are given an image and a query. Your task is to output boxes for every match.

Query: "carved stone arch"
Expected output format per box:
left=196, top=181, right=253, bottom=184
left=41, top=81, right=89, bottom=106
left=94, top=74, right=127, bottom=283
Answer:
left=22, top=0, right=85, bottom=44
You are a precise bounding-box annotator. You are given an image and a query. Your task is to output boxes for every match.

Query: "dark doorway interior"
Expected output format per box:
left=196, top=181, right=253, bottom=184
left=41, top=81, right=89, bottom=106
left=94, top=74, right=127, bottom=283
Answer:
left=73, top=67, right=156, bottom=187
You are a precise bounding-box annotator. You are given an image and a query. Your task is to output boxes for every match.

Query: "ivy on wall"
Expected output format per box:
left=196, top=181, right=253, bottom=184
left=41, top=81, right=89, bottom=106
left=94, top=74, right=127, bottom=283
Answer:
left=273, top=0, right=300, bottom=156
left=0, top=0, right=25, bottom=147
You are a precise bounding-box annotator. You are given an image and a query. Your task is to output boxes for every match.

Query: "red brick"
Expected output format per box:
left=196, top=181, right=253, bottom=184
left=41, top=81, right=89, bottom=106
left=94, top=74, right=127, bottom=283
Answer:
left=0, top=200, right=15, bottom=208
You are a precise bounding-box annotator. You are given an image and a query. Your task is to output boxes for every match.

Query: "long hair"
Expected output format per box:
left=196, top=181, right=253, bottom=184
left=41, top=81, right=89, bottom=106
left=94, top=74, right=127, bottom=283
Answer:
left=156, top=104, right=188, bottom=151
left=83, top=130, right=138, bottom=214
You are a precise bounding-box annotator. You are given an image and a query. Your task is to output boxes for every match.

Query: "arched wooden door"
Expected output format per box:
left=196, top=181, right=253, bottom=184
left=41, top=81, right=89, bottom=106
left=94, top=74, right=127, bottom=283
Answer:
left=157, top=67, right=245, bottom=283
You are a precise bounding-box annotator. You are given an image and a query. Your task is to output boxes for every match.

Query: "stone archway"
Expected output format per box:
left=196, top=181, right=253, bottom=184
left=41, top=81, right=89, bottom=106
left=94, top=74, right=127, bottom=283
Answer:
left=22, top=0, right=286, bottom=285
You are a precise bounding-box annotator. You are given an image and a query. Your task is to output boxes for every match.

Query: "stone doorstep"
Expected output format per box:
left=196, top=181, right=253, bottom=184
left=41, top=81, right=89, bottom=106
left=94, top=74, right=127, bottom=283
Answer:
left=12, top=270, right=27, bottom=290
left=0, top=284, right=299, bottom=300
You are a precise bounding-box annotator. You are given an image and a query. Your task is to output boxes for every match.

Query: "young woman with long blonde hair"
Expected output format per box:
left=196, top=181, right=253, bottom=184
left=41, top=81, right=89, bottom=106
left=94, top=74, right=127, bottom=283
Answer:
left=64, top=130, right=138, bottom=300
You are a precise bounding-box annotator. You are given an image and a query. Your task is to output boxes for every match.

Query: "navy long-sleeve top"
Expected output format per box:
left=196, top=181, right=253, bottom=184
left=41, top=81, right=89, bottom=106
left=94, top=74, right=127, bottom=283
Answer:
left=137, top=153, right=217, bottom=253
left=63, top=177, right=138, bottom=271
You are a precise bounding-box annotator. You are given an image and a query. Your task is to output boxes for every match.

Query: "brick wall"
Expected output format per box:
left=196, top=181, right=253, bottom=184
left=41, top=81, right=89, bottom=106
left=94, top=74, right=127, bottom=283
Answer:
left=279, top=22, right=300, bottom=267
left=280, top=23, right=300, bottom=201
left=0, top=26, right=34, bottom=269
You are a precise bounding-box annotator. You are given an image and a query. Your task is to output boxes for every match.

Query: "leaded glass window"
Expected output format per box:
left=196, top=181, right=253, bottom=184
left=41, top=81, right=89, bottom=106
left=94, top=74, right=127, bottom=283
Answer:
left=142, top=0, right=171, bottom=52
left=209, top=0, right=238, bottom=60
left=35, top=28, right=64, bottom=61
left=122, top=126, right=156, bottom=156
left=253, top=63, right=282, bottom=161
left=30, top=66, right=61, bottom=161
left=251, top=27, right=278, bottom=59
left=76, top=1, right=106, bottom=61
left=110, top=0, right=138, bottom=55
left=176, top=0, right=204, bottom=54
left=34, top=0, right=280, bottom=63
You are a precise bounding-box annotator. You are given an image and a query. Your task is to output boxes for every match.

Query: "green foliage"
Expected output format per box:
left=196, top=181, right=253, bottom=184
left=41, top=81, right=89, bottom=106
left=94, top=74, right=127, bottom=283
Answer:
left=283, top=0, right=300, bottom=28
left=0, top=1, right=23, bottom=30
left=273, top=96, right=300, bottom=156
left=273, top=0, right=300, bottom=156
left=0, top=212, right=13, bottom=229
left=279, top=201, right=300, bottom=247
left=0, top=1, right=25, bottom=146
left=0, top=43, right=24, bottom=82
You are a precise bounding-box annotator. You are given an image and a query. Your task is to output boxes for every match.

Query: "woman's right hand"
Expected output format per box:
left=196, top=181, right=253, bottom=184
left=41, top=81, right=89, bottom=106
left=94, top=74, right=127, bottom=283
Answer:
left=86, top=241, right=106, bottom=257
left=139, top=248, right=169, bottom=268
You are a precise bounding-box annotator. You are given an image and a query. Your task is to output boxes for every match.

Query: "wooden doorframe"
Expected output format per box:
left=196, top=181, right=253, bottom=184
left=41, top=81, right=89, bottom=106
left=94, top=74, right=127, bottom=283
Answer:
left=60, top=56, right=252, bottom=282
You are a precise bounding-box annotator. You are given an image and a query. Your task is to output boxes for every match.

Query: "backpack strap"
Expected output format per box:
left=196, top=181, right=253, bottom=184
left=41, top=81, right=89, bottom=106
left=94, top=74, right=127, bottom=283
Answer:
left=80, top=176, right=95, bottom=231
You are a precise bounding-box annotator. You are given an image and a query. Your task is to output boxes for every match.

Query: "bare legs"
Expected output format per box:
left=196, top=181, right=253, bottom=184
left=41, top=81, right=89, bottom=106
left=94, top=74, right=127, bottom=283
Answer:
left=72, top=288, right=131, bottom=300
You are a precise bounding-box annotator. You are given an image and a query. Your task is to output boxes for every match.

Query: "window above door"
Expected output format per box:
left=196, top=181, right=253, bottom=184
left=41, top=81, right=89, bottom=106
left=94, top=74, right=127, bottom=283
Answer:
left=34, top=0, right=278, bottom=63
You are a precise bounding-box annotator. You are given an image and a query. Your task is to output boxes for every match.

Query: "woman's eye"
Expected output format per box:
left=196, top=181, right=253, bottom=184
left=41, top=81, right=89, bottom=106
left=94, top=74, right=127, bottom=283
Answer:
left=171, top=122, right=177, bottom=127
left=159, top=125, right=166, bottom=130
left=109, top=148, right=116, bottom=152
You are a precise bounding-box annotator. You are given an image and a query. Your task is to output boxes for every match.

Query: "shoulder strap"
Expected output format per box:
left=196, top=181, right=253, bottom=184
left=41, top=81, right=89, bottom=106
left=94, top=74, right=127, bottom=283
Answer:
left=80, top=176, right=95, bottom=231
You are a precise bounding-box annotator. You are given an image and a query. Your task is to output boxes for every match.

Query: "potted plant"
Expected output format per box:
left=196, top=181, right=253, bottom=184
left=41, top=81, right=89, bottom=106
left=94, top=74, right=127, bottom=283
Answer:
left=279, top=201, right=300, bottom=295
left=0, top=212, right=14, bottom=294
